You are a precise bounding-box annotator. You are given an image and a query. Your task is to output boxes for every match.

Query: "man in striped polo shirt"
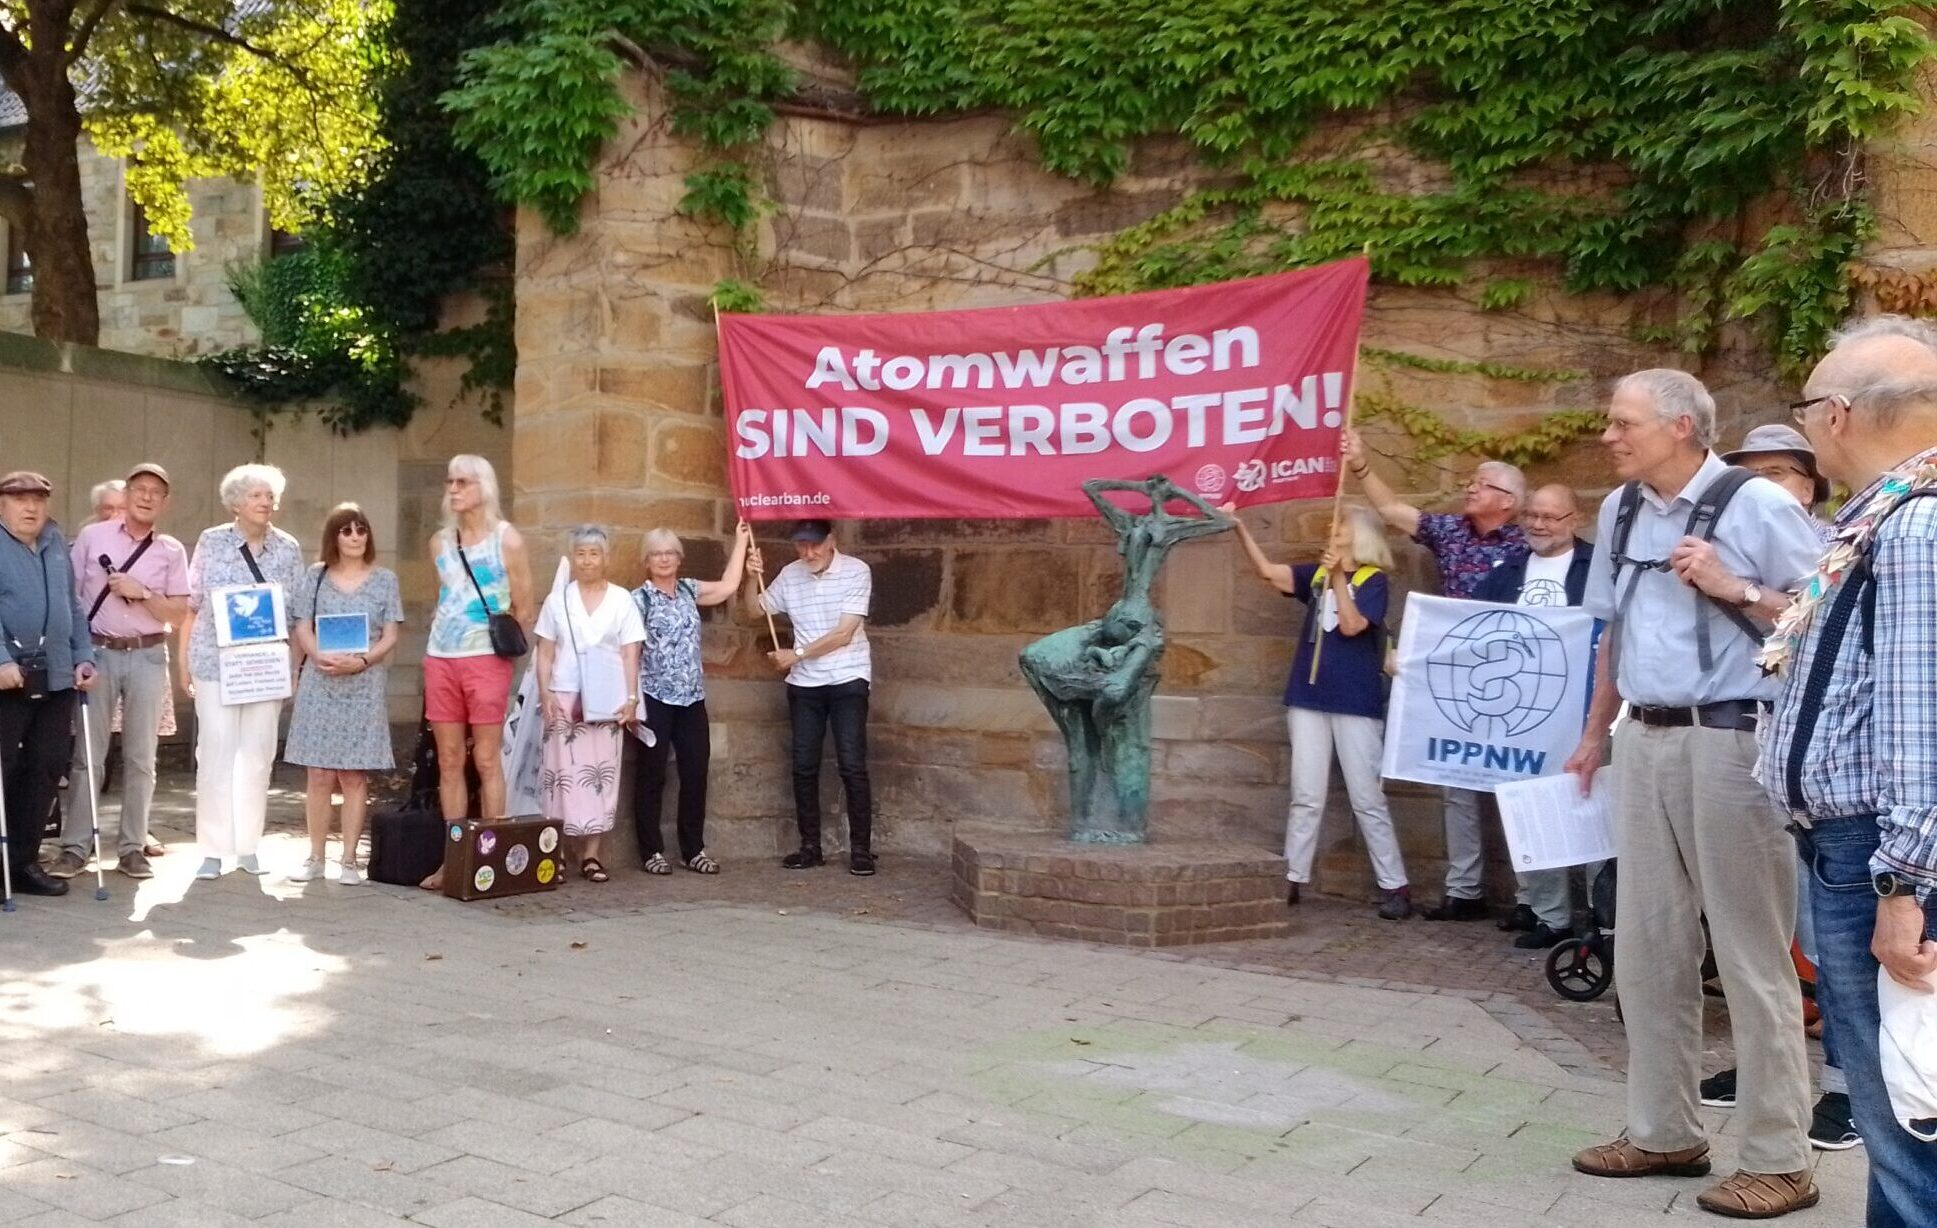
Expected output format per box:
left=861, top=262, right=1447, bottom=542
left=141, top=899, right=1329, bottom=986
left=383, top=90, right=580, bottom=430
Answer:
left=746, top=520, right=876, bottom=875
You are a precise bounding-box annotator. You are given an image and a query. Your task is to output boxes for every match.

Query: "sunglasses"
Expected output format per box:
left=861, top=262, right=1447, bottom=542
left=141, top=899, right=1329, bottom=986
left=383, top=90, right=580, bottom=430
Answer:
left=1789, top=392, right=1849, bottom=425
left=337, top=523, right=370, bottom=537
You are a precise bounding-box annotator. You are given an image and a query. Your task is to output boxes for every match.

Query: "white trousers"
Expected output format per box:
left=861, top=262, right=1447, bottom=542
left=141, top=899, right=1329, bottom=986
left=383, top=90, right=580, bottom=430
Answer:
left=194, top=689, right=282, bottom=859
left=1283, top=707, right=1407, bottom=891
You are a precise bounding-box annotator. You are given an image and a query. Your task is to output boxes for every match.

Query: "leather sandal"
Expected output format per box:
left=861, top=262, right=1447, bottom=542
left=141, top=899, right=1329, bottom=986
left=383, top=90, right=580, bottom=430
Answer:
left=1572, top=1137, right=1711, bottom=1178
left=1695, top=1170, right=1819, bottom=1219
left=580, top=857, right=609, bottom=883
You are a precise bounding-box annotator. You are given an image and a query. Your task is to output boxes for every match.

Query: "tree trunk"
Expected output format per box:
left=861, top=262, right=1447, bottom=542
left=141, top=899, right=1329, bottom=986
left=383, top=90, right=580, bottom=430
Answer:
left=20, top=58, right=100, bottom=346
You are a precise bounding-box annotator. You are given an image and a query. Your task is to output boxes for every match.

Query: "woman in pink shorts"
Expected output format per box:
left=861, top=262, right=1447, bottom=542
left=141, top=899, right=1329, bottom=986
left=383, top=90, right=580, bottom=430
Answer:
left=421, top=455, right=532, bottom=889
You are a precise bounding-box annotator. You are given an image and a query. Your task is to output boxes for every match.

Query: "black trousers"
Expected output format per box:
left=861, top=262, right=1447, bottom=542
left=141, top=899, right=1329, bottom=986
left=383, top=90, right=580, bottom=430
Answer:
left=632, top=696, right=710, bottom=863
left=787, top=679, right=871, bottom=852
left=0, top=688, right=75, bottom=867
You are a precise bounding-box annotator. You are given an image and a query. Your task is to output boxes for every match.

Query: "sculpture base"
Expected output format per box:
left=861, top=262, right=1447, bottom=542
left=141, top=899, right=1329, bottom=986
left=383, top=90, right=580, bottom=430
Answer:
left=950, top=828, right=1292, bottom=948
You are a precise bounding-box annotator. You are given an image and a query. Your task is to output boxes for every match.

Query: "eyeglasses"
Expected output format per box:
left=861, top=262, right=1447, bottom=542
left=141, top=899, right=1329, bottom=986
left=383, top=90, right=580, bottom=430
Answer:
left=1789, top=392, right=1849, bottom=425
left=1466, top=478, right=1517, bottom=498
left=1747, top=464, right=1809, bottom=483
left=1522, top=511, right=1575, bottom=524
left=337, top=523, right=369, bottom=537
left=645, top=550, right=680, bottom=559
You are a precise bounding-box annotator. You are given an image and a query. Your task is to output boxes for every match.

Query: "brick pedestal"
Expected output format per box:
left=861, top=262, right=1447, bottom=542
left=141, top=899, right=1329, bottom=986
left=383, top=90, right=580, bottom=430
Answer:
left=950, top=828, right=1292, bottom=947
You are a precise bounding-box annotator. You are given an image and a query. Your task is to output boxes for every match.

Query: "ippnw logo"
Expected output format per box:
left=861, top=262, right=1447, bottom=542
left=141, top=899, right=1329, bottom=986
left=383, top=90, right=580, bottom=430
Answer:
left=1193, top=463, right=1227, bottom=495
left=1232, top=460, right=1266, bottom=493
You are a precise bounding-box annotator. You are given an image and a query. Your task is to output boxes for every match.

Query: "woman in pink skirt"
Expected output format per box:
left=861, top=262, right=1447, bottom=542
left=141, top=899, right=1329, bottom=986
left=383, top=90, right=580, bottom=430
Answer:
left=533, top=526, right=644, bottom=882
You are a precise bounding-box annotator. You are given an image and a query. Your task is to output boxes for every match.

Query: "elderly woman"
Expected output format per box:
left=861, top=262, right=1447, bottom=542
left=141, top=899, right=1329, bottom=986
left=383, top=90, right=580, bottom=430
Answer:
left=286, top=504, right=405, bottom=885
left=421, top=454, right=532, bottom=890
left=535, top=526, right=644, bottom=882
left=181, top=463, right=305, bottom=880
left=631, top=520, right=751, bottom=875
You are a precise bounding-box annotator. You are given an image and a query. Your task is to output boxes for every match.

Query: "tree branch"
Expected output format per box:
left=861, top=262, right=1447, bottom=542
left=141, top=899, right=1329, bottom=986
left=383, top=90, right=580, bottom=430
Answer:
left=124, top=3, right=290, bottom=67
left=67, top=0, right=122, bottom=66
left=0, top=20, right=30, bottom=89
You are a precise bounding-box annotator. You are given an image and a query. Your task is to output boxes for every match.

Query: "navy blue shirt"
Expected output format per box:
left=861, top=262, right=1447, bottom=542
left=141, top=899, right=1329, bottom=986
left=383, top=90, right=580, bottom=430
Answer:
left=1285, top=564, right=1388, bottom=719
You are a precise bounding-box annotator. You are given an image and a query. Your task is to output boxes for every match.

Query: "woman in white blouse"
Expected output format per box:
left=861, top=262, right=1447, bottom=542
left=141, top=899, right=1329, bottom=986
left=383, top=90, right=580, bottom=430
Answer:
left=534, top=526, right=645, bottom=882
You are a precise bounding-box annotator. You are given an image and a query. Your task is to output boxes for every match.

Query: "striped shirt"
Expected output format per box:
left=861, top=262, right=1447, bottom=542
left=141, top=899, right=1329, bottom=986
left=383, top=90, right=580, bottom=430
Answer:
left=760, top=552, right=872, bottom=686
left=1763, top=450, right=1937, bottom=896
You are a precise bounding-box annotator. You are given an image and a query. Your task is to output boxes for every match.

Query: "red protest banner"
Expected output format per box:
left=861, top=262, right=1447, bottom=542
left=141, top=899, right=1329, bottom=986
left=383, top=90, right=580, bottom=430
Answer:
left=718, top=257, right=1368, bottom=520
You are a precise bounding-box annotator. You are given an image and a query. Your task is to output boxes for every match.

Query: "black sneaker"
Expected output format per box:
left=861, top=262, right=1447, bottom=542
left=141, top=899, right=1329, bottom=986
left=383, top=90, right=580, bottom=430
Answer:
left=1285, top=882, right=1301, bottom=907
left=848, top=850, right=877, bottom=877
left=1513, top=923, right=1574, bottom=949
left=1808, top=1092, right=1861, bottom=1151
left=1497, top=903, right=1538, bottom=933
left=781, top=847, right=824, bottom=870
left=1422, top=896, right=1489, bottom=922
left=1699, top=1068, right=1737, bottom=1108
left=1376, top=887, right=1411, bottom=920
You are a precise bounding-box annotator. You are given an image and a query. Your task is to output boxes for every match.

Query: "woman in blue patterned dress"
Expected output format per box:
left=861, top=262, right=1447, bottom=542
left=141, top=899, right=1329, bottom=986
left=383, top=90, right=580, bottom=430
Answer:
left=285, top=504, right=405, bottom=885
left=630, top=520, right=751, bottom=874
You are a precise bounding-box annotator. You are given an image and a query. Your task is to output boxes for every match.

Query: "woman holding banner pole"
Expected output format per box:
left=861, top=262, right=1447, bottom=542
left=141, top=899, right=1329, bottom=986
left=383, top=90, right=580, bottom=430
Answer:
left=1221, top=503, right=1410, bottom=919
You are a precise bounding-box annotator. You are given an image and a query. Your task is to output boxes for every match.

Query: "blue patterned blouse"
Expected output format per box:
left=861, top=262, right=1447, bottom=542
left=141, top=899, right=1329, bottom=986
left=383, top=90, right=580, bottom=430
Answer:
left=636, top=577, right=705, bottom=706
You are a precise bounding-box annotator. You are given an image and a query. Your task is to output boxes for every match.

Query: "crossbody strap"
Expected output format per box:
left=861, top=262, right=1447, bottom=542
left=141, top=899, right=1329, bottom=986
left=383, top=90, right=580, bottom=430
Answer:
left=1784, top=565, right=1868, bottom=815
left=238, top=540, right=267, bottom=584
left=453, top=539, right=498, bottom=617
left=87, top=533, right=155, bottom=625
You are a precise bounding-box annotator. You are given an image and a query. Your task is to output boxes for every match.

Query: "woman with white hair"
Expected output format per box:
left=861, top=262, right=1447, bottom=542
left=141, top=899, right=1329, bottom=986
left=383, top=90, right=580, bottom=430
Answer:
left=1223, top=502, right=1412, bottom=920
left=534, top=526, right=644, bottom=882
left=182, top=463, right=305, bottom=879
left=630, top=520, right=752, bottom=874
left=420, top=454, right=531, bottom=890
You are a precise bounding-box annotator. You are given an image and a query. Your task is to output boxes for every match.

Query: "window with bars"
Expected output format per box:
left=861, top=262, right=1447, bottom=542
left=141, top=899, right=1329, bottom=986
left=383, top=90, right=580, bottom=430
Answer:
left=129, top=201, right=174, bottom=281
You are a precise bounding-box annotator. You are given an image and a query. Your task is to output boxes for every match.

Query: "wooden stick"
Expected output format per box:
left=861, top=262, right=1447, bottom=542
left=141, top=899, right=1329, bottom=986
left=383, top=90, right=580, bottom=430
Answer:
left=711, top=305, right=784, bottom=653
left=1308, top=246, right=1372, bottom=686
left=751, top=548, right=782, bottom=651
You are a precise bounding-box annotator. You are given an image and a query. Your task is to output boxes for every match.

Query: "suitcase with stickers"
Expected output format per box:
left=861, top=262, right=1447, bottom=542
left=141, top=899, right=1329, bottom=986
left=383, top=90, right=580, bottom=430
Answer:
left=441, top=815, right=564, bottom=901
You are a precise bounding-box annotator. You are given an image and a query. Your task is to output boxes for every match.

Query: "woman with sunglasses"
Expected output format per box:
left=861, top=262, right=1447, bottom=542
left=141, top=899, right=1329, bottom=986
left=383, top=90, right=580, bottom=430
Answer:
left=285, top=504, right=405, bottom=884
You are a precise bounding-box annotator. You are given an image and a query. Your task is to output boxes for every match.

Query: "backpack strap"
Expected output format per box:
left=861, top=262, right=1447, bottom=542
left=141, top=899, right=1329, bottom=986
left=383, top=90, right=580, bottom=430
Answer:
left=1685, top=467, right=1763, bottom=672
left=1859, top=489, right=1937, bottom=654
left=1784, top=563, right=1870, bottom=815
left=1600, top=481, right=1646, bottom=681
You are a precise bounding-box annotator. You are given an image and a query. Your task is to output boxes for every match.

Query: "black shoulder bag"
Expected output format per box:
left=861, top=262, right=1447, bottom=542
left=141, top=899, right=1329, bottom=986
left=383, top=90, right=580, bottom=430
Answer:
left=87, top=534, right=156, bottom=626
left=456, top=537, right=528, bottom=658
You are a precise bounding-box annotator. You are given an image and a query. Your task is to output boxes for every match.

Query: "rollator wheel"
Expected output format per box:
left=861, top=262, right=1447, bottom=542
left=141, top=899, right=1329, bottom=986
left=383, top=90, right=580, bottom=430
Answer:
left=1546, top=936, right=1614, bottom=1002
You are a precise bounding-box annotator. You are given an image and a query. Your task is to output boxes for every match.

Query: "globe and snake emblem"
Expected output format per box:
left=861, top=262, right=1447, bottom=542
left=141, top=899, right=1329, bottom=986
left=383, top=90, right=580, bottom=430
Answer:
left=1423, top=609, right=1571, bottom=738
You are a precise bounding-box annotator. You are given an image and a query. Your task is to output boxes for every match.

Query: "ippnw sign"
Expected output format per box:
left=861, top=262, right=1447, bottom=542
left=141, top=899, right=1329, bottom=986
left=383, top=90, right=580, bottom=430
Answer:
left=717, top=258, right=1368, bottom=520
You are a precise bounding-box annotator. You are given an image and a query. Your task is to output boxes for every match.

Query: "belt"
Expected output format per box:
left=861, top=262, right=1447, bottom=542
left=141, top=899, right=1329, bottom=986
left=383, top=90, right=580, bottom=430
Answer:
left=91, top=632, right=166, bottom=651
left=1629, top=699, right=1766, bottom=732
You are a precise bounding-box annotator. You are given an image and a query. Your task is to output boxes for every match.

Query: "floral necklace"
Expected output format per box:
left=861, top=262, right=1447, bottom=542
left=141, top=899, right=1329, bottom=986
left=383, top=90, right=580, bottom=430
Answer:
left=1758, top=448, right=1937, bottom=675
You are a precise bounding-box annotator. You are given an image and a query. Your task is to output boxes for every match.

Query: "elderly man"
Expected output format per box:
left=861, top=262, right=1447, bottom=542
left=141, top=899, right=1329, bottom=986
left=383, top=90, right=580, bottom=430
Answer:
left=1724, top=424, right=1832, bottom=524
left=1765, top=315, right=1937, bottom=1226
left=1343, top=427, right=1527, bottom=920
left=1563, top=370, right=1824, bottom=1217
left=0, top=473, right=95, bottom=900
left=88, top=479, right=125, bottom=526
left=745, top=520, right=875, bottom=875
left=1473, top=484, right=1595, bottom=948
left=48, top=464, right=188, bottom=882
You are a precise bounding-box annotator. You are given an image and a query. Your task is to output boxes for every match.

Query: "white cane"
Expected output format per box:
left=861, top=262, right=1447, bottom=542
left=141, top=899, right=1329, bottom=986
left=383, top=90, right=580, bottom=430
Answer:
left=0, top=764, right=14, bottom=912
left=77, top=693, right=108, bottom=902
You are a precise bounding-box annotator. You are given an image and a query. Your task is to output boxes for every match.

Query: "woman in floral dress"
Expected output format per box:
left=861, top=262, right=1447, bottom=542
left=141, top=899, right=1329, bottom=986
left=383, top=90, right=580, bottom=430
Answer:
left=533, top=526, right=644, bottom=881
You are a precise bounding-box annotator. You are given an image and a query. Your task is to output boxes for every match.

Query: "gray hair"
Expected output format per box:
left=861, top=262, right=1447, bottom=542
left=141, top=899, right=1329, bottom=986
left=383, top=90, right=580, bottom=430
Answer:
left=218, top=463, right=286, bottom=512
left=1614, top=368, right=1717, bottom=447
left=1475, top=460, right=1526, bottom=508
left=566, top=524, right=610, bottom=555
left=642, top=527, right=683, bottom=559
left=1848, top=378, right=1937, bottom=431
left=440, top=454, right=504, bottom=539
left=1829, top=313, right=1937, bottom=358
left=90, top=479, right=125, bottom=510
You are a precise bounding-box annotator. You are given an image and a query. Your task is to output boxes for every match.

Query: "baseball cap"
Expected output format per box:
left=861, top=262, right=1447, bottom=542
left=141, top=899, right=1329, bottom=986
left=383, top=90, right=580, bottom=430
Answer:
left=1722, top=424, right=1830, bottom=505
left=0, top=471, right=53, bottom=496
left=789, top=519, right=833, bottom=543
left=125, top=462, right=171, bottom=488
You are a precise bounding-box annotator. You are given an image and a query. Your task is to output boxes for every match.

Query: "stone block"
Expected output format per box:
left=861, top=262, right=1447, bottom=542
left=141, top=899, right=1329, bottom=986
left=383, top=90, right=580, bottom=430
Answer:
left=651, top=419, right=727, bottom=490
left=848, top=154, right=968, bottom=212
left=1053, top=188, right=1184, bottom=239
left=949, top=548, right=1080, bottom=633
left=869, top=548, right=944, bottom=628
left=783, top=212, right=853, bottom=264
left=600, top=362, right=714, bottom=415
left=595, top=409, right=650, bottom=484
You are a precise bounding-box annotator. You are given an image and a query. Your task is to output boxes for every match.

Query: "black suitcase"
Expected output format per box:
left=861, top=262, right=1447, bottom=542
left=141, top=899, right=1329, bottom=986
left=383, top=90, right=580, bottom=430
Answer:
left=368, top=809, right=447, bottom=884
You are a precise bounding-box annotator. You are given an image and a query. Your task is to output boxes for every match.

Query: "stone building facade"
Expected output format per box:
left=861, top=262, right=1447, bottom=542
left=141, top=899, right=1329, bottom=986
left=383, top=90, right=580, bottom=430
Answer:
left=510, top=70, right=1868, bottom=895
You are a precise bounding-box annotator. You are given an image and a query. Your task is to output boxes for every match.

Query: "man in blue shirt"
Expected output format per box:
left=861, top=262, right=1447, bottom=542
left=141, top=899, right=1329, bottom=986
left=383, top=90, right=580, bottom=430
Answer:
left=1765, top=316, right=1937, bottom=1227
left=0, top=472, right=96, bottom=900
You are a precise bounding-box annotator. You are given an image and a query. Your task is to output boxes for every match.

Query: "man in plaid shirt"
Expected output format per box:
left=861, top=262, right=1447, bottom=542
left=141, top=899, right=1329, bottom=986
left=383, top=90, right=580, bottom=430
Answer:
left=1766, top=316, right=1937, bottom=1227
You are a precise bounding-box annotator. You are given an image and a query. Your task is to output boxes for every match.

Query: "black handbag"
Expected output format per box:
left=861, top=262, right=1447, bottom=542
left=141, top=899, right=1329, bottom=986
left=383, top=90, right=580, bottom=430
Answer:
left=367, top=715, right=481, bottom=885
left=456, top=540, right=527, bottom=658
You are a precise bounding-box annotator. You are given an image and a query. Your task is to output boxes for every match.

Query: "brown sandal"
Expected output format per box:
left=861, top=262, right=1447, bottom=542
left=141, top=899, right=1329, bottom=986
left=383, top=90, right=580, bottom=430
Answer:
left=580, top=857, right=609, bottom=883
left=1695, top=1170, right=1819, bottom=1219
left=1572, top=1137, right=1711, bottom=1178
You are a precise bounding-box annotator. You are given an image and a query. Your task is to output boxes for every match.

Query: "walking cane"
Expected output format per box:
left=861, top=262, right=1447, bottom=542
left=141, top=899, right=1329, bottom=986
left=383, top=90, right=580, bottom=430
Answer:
left=77, top=693, right=109, bottom=902
left=0, top=763, right=14, bottom=912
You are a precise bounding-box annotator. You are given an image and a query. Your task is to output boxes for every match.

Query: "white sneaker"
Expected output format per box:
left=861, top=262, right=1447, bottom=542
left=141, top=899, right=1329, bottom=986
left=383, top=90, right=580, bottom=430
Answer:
left=237, top=854, right=264, bottom=876
left=336, top=862, right=363, bottom=886
left=289, top=857, right=325, bottom=883
left=195, top=857, right=222, bottom=880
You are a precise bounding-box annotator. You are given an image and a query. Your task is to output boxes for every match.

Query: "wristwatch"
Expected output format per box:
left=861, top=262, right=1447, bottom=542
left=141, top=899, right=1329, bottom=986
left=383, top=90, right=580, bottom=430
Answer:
left=1874, top=871, right=1919, bottom=899
left=793, top=646, right=805, bottom=659
left=1738, top=582, right=1763, bottom=608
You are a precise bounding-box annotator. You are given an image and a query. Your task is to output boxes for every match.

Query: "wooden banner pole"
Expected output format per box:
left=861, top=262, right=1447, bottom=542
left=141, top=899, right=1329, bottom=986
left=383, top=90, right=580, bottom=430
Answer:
left=1308, top=245, right=1372, bottom=686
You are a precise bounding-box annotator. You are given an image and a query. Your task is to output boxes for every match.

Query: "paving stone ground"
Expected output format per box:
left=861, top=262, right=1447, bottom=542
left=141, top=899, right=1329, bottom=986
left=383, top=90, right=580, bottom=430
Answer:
left=0, top=770, right=1856, bottom=1226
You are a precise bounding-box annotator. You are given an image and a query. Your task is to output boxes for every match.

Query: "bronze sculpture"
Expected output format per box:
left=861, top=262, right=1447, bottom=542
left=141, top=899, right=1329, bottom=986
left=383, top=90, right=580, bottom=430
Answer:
left=1019, top=475, right=1233, bottom=842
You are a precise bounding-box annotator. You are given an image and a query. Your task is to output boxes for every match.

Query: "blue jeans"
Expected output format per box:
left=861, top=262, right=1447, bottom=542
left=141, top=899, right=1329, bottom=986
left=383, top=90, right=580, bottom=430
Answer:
left=1793, top=815, right=1937, bottom=1227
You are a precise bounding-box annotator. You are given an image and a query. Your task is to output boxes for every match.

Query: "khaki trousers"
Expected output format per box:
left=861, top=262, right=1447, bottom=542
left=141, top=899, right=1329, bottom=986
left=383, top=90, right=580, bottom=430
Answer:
left=1611, top=721, right=1810, bottom=1174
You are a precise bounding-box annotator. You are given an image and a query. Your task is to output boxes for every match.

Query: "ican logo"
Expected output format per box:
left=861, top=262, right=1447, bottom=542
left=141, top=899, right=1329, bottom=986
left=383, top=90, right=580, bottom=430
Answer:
left=1423, top=608, right=1570, bottom=773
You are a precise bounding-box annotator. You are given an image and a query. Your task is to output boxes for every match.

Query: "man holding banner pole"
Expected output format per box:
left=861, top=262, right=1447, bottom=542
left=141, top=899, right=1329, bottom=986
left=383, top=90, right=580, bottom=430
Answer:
left=1563, top=369, right=1824, bottom=1219
left=1342, top=427, right=1526, bottom=922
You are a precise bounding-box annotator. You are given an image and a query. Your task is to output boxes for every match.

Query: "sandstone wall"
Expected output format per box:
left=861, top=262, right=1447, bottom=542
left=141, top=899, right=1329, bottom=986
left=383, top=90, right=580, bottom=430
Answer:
left=514, top=74, right=1803, bottom=896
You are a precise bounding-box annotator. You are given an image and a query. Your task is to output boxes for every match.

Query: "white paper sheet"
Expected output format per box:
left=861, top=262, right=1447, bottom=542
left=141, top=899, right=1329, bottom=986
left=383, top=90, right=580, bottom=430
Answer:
left=1495, top=771, right=1614, bottom=872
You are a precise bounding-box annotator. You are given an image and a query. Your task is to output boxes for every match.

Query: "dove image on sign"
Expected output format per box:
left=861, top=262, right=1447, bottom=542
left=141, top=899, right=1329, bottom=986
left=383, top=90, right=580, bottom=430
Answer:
left=1424, top=608, right=1569, bottom=739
